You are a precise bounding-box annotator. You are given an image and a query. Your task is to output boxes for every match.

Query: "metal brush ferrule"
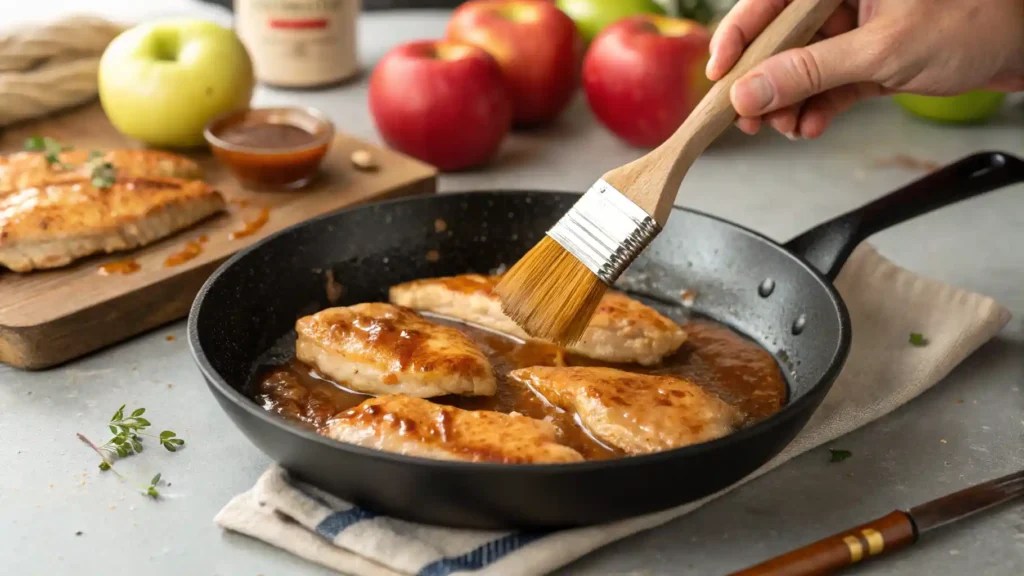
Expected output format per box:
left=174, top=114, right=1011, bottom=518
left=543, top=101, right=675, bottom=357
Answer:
left=546, top=179, right=661, bottom=285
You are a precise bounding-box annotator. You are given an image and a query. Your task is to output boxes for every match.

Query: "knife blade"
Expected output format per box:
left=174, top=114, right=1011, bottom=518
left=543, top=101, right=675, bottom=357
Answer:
left=729, top=468, right=1024, bottom=576
left=909, top=468, right=1024, bottom=533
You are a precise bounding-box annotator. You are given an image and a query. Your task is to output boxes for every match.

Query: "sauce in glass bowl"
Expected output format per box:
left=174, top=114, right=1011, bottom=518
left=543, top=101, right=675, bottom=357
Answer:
left=204, top=107, right=334, bottom=190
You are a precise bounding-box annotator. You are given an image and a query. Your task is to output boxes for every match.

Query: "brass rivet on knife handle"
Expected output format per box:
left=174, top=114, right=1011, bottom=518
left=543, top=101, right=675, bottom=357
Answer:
left=603, top=0, right=845, bottom=227
left=727, top=511, right=916, bottom=576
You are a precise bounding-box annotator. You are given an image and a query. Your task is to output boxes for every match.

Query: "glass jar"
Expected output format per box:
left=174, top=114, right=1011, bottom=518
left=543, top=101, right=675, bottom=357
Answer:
left=234, top=0, right=361, bottom=89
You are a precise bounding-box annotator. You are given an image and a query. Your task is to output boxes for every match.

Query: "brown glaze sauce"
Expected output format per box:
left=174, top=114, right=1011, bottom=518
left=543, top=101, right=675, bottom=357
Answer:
left=230, top=206, right=270, bottom=240
left=219, top=123, right=316, bottom=149
left=164, top=240, right=204, bottom=267
left=253, top=317, right=787, bottom=461
left=97, top=258, right=140, bottom=275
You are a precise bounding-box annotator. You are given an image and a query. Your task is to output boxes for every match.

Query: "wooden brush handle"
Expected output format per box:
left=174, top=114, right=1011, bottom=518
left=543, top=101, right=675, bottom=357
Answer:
left=727, top=511, right=918, bottom=576
left=603, top=0, right=845, bottom=225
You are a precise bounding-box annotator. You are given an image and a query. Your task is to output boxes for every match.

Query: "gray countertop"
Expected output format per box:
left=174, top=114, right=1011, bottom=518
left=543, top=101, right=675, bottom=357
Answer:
left=2, top=6, right=1023, bottom=576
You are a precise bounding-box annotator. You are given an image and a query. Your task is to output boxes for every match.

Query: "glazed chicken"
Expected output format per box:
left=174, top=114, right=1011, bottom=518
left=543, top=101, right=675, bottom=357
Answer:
left=0, top=149, right=202, bottom=195
left=322, top=395, right=584, bottom=463
left=389, top=274, right=687, bottom=365
left=0, top=177, right=225, bottom=272
left=295, top=303, right=497, bottom=398
left=510, top=366, right=742, bottom=454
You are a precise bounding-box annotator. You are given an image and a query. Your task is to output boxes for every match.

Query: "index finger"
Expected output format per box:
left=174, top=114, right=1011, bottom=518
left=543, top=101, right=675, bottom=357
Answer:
left=706, top=0, right=788, bottom=81
left=706, top=0, right=858, bottom=81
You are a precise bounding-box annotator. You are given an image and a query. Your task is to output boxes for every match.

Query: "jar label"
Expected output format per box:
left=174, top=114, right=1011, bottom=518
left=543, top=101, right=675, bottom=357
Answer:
left=235, top=0, right=360, bottom=87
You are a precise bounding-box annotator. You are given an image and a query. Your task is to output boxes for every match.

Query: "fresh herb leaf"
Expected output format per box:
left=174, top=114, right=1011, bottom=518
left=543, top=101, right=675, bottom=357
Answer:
left=909, top=333, right=928, bottom=346
left=88, top=150, right=104, bottom=160
left=24, top=136, right=47, bottom=151
left=26, top=137, right=72, bottom=166
left=159, top=430, right=185, bottom=452
left=90, top=161, right=116, bottom=188
left=77, top=406, right=183, bottom=500
left=829, top=448, right=852, bottom=463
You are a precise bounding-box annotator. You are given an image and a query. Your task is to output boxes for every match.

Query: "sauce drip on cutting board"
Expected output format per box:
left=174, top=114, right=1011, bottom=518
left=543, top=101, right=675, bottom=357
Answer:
left=97, top=258, right=140, bottom=275
left=164, top=240, right=203, bottom=267
left=252, top=317, right=788, bottom=461
left=230, top=206, right=271, bottom=240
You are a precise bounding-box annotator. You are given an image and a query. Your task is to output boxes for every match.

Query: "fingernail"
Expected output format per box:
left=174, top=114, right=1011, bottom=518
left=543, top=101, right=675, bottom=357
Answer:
left=733, top=74, right=774, bottom=114
left=705, top=53, right=717, bottom=78
left=785, top=131, right=800, bottom=141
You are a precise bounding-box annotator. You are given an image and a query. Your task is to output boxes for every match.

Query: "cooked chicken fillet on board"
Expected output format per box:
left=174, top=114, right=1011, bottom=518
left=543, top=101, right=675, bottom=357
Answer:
left=295, top=303, right=497, bottom=398
left=322, top=395, right=584, bottom=463
left=0, top=177, right=225, bottom=272
left=389, top=274, right=687, bottom=365
left=510, top=366, right=742, bottom=454
left=0, top=150, right=203, bottom=195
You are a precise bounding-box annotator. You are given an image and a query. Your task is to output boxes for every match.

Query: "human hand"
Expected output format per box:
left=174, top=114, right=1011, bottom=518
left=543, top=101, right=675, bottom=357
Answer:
left=706, top=0, right=1024, bottom=139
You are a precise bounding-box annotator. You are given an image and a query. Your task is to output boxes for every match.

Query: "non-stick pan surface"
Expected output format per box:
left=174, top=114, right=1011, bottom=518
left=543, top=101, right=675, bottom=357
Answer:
left=189, top=152, right=1023, bottom=529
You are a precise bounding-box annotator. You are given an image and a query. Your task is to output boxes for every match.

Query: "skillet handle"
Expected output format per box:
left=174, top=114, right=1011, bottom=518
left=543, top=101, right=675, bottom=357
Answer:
left=784, top=151, right=1024, bottom=280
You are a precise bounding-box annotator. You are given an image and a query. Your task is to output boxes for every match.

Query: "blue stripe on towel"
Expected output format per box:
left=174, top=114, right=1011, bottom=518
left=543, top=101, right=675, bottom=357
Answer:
left=314, top=507, right=379, bottom=539
left=417, top=532, right=549, bottom=576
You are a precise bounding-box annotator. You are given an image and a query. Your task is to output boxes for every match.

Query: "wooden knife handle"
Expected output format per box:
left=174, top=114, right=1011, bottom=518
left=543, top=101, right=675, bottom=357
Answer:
left=728, top=511, right=918, bottom=576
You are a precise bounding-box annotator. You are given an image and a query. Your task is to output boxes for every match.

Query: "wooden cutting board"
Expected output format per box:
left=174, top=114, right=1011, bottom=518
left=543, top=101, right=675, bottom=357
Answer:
left=0, top=103, right=437, bottom=370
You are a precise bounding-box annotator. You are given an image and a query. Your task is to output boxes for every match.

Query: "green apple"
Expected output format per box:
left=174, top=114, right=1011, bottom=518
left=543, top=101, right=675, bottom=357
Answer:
left=556, top=0, right=665, bottom=43
left=893, top=91, right=1006, bottom=124
left=99, top=20, right=255, bottom=148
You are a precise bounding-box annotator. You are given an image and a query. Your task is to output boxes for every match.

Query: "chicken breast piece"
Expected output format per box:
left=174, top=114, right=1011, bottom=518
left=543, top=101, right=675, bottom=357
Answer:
left=0, top=177, right=225, bottom=272
left=322, top=395, right=584, bottom=463
left=510, top=366, right=742, bottom=454
left=389, top=274, right=687, bottom=365
left=0, top=149, right=202, bottom=195
left=295, top=303, right=497, bottom=398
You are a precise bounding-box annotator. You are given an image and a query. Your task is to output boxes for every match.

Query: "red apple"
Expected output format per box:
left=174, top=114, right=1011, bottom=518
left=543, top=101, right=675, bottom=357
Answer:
left=583, top=15, right=712, bottom=148
left=447, top=0, right=584, bottom=126
left=369, top=40, right=512, bottom=171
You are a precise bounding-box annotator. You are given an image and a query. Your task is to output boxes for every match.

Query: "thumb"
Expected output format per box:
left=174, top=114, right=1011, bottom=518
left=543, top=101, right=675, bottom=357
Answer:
left=730, top=31, right=879, bottom=117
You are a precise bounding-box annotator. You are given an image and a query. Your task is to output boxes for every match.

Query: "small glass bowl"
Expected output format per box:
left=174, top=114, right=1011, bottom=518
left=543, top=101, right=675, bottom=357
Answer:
left=204, top=106, right=335, bottom=190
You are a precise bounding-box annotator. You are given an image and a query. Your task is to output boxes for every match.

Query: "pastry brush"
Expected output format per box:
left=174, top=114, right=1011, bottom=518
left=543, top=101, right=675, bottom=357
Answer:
left=495, top=0, right=845, bottom=345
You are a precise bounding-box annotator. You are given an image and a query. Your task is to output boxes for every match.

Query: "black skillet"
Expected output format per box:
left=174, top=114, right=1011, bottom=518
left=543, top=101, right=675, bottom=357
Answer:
left=189, top=151, right=1024, bottom=529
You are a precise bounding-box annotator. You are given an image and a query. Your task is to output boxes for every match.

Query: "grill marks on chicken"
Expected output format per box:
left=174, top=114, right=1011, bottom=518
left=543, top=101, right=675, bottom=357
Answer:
left=295, top=303, right=497, bottom=398
left=510, top=366, right=742, bottom=455
left=322, top=394, right=584, bottom=463
left=389, top=274, right=687, bottom=365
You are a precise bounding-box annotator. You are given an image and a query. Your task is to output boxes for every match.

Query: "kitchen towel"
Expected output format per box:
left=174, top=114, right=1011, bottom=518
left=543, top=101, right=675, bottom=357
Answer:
left=0, top=1, right=234, bottom=128
left=215, top=242, right=1012, bottom=576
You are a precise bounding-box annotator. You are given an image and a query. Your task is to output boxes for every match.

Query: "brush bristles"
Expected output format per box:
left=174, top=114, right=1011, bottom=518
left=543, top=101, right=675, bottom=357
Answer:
left=495, top=236, right=609, bottom=346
